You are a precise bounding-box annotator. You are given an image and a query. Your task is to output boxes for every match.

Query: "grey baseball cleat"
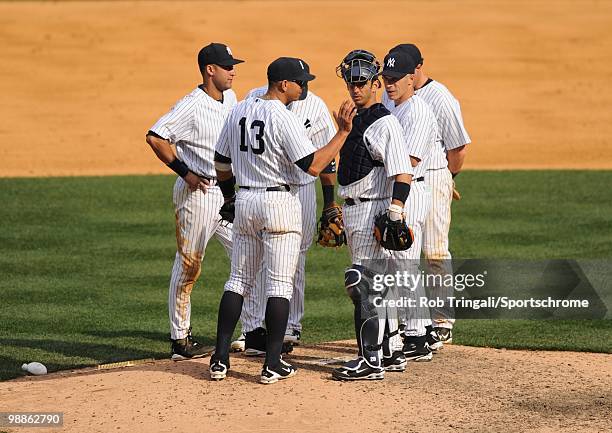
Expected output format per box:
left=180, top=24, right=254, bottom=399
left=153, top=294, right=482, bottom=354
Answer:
left=231, top=333, right=246, bottom=352
left=283, top=329, right=301, bottom=345
left=434, top=327, right=453, bottom=345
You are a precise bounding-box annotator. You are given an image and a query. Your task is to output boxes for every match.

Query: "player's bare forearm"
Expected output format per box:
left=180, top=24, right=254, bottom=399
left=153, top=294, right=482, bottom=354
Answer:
left=319, top=171, right=336, bottom=186
left=307, top=131, right=349, bottom=176
left=216, top=167, right=234, bottom=181
left=146, top=134, right=176, bottom=165
left=447, top=145, right=466, bottom=175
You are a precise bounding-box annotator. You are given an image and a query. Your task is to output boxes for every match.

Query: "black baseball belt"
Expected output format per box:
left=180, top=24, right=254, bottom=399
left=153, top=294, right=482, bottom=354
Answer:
left=239, top=185, right=290, bottom=192
left=194, top=174, right=216, bottom=184
left=344, top=177, right=424, bottom=206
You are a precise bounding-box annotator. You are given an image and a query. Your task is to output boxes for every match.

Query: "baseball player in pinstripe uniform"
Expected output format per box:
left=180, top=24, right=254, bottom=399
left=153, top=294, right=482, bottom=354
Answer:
left=330, top=49, right=416, bottom=381
left=209, top=57, right=356, bottom=384
left=145, top=43, right=243, bottom=360
left=230, top=64, right=338, bottom=354
left=382, top=44, right=471, bottom=348
left=382, top=48, right=441, bottom=361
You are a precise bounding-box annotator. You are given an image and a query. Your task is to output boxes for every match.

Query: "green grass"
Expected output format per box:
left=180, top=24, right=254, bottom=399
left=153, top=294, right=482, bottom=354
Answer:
left=0, top=171, right=611, bottom=380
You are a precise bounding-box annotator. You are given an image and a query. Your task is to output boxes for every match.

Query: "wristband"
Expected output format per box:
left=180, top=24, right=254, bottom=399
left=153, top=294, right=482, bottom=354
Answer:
left=392, top=181, right=411, bottom=204
left=167, top=158, right=190, bottom=178
left=218, top=176, right=236, bottom=199
left=322, top=184, right=335, bottom=207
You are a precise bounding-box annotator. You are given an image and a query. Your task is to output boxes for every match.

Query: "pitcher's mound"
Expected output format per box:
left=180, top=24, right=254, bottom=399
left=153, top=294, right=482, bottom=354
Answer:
left=1, top=341, right=610, bottom=433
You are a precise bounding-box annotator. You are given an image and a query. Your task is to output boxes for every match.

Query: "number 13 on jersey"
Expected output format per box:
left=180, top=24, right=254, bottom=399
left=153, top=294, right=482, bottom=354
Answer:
left=239, top=117, right=266, bottom=154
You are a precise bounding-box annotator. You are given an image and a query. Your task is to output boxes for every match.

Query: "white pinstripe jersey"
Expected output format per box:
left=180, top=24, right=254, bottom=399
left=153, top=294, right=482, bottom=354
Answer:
left=338, top=114, right=413, bottom=200
left=245, top=86, right=337, bottom=185
left=149, top=87, right=238, bottom=178
left=383, top=79, right=471, bottom=169
left=389, top=95, right=439, bottom=179
left=215, top=97, right=316, bottom=187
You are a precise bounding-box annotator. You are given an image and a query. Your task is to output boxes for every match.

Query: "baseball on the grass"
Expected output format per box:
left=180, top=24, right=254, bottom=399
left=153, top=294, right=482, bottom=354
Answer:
left=21, top=362, right=47, bottom=376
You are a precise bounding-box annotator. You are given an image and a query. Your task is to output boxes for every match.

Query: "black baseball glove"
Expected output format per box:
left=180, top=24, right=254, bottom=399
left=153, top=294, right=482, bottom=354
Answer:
left=317, top=204, right=346, bottom=247
left=373, top=211, right=414, bottom=251
left=219, top=196, right=235, bottom=225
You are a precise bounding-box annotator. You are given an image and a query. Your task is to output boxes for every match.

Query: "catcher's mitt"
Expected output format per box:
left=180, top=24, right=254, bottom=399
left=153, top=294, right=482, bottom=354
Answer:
left=219, top=197, right=235, bottom=225
left=452, top=180, right=461, bottom=200
left=373, top=211, right=414, bottom=251
left=317, top=204, right=346, bottom=247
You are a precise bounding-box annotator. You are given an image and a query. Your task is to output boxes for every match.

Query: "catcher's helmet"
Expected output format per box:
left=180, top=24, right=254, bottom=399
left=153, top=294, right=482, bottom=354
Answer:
left=336, top=49, right=380, bottom=84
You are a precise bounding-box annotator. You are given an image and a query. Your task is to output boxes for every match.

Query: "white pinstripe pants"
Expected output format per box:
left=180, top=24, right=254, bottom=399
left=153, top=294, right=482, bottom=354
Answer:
left=423, top=168, right=455, bottom=329
left=239, top=182, right=316, bottom=333
left=400, top=181, right=433, bottom=337
left=169, top=177, right=232, bottom=339
left=224, top=188, right=302, bottom=301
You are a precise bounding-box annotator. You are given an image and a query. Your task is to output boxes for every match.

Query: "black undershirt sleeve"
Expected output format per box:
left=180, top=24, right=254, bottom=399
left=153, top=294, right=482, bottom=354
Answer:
left=294, top=153, right=314, bottom=173
left=214, top=151, right=232, bottom=163
left=146, top=130, right=166, bottom=140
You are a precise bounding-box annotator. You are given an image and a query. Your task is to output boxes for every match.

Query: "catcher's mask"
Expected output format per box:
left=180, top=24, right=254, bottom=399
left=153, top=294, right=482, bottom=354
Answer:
left=336, top=49, right=381, bottom=84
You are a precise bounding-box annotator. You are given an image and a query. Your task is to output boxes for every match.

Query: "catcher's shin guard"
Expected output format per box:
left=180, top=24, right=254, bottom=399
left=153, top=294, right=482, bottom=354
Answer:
left=345, top=266, right=381, bottom=368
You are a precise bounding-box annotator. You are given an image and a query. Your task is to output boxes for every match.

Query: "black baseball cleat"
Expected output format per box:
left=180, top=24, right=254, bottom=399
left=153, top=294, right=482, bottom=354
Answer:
left=332, top=357, right=385, bottom=381
left=383, top=351, right=407, bottom=372
left=170, top=328, right=213, bottom=361
left=244, top=327, right=267, bottom=356
left=426, top=326, right=443, bottom=351
left=402, top=335, right=433, bottom=362
left=244, top=327, right=294, bottom=356
left=209, top=355, right=229, bottom=381
left=434, top=327, right=453, bottom=345
left=260, top=358, right=297, bottom=384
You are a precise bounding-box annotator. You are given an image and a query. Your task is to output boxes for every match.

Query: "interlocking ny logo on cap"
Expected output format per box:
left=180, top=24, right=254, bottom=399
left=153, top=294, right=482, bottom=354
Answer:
left=299, top=60, right=304, bottom=70
left=387, top=57, right=396, bottom=68
left=226, top=46, right=233, bottom=55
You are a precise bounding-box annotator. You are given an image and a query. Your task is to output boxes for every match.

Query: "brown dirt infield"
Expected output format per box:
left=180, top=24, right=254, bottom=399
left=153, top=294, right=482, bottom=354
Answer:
left=1, top=0, right=611, bottom=177
left=1, top=342, right=611, bottom=433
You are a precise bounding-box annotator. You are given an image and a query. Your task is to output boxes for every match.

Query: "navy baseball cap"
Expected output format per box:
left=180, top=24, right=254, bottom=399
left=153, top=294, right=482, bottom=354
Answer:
left=390, top=43, right=423, bottom=65
left=267, top=57, right=316, bottom=82
left=382, top=50, right=416, bottom=78
left=198, top=43, right=244, bottom=68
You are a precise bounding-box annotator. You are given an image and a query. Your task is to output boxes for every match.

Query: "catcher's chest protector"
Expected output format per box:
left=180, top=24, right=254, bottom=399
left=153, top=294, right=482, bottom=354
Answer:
left=338, top=103, right=389, bottom=186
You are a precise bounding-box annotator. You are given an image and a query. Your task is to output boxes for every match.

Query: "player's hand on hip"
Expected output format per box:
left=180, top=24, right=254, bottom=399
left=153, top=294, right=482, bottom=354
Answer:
left=333, top=100, right=357, bottom=134
left=184, top=171, right=209, bottom=193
